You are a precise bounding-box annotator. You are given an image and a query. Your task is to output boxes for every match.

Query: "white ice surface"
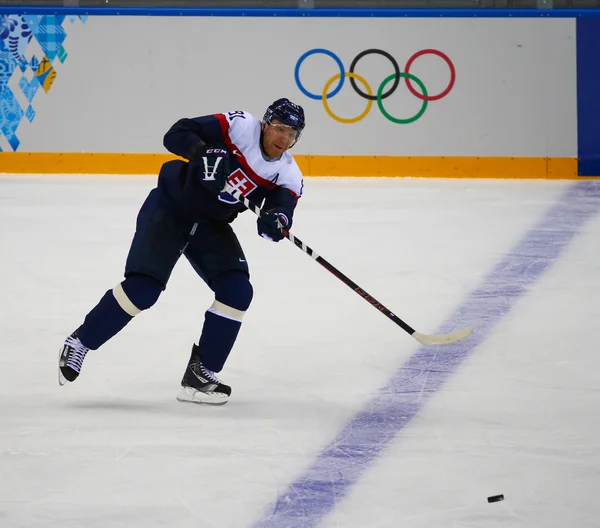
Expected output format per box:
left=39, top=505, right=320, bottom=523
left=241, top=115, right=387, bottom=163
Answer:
left=0, top=175, right=598, bottom=527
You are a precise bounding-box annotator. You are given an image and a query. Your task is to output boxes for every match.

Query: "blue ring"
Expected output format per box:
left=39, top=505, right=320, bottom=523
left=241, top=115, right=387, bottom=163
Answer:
left=294, top=48, right=345, bottom=100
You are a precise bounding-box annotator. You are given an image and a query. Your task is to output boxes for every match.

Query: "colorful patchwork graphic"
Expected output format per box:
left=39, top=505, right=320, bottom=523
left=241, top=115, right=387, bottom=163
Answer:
left=0, top=14, right=86, bottom=151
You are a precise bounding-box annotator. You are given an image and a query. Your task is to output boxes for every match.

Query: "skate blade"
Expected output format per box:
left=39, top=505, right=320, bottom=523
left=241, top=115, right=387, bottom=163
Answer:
left=58, top=348, right=67, bottom=386
left=176, top=387, right=229, bottom=406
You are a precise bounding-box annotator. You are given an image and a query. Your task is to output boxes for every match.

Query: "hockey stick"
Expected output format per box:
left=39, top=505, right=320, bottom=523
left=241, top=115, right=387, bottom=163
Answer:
left=225, top=185, right=472, bottom=346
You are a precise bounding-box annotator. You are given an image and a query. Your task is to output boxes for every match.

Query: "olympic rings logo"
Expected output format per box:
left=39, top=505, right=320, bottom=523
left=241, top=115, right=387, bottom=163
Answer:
left=294, top=48, right=456, bottom=124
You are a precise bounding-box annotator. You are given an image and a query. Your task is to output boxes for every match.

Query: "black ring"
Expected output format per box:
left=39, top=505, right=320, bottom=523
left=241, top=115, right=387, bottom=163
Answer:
left=349, top=49, right=401, bottom=101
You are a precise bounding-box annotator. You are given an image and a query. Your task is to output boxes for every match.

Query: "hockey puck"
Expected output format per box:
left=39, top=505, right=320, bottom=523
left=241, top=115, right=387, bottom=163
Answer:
left=487, top=494, right=504, bottom=503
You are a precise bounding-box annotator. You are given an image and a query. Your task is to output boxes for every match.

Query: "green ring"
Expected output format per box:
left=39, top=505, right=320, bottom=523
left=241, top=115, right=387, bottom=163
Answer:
left=377, top=72, right=428, bottom=124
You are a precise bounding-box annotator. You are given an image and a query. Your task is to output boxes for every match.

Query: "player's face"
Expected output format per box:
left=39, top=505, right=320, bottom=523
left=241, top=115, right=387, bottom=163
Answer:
left=262, top=119, right=298, bottom=158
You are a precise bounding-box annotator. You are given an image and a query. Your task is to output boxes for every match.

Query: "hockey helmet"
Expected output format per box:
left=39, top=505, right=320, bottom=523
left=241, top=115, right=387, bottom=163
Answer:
left=263, top=98, right=306, bottom=139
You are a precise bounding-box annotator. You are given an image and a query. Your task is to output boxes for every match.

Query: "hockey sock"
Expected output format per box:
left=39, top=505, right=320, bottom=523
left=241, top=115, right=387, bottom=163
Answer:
left=197, top=272, right=253, bottom=372
left=78, top=273, right=163, bottom=350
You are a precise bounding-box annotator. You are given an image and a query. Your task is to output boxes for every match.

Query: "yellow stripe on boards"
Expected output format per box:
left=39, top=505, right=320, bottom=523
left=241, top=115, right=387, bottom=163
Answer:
left=0, top=152, right=589, bottom=179
left=296, top=156, right=581, bottom=179
left=0, top=152, right=178, bottom=175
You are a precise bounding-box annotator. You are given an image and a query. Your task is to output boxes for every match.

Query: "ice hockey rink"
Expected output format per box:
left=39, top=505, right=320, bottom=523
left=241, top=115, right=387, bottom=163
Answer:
left=1, top=174, right=599, bottom=528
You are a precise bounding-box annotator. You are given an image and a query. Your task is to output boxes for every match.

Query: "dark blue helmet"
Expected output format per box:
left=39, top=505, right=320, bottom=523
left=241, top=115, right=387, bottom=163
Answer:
left=263, top=98, right=306, bottom=136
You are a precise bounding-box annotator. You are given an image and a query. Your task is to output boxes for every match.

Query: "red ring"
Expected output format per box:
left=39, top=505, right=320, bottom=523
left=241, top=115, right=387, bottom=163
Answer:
left=404, top=49, right=456, bottom=102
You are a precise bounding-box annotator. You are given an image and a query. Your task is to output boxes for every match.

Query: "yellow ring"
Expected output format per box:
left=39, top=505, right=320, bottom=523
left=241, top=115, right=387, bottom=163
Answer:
left=322, top=72, right=373, bottom=124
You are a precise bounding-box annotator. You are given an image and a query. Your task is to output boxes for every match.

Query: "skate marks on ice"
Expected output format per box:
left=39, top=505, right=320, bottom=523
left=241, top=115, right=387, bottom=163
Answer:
left=252, top=180, right=600, bottom=528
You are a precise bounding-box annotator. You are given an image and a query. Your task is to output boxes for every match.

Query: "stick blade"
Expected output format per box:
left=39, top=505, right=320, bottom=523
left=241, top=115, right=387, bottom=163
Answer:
left=412, top=326, right=473, bottom=346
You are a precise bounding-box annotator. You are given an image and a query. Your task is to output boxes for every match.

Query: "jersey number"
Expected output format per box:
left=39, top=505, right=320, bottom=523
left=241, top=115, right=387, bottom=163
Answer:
left=227, top=111, right=245, bottom=120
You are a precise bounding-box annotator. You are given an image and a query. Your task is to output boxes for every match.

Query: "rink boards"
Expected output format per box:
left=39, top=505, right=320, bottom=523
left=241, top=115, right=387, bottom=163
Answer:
left=0, top=8, right=599, bottom=177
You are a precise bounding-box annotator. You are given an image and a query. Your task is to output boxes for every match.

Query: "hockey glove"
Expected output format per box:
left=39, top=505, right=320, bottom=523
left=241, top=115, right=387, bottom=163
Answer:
left=257, top=209, right=290, bottom=242
left=190, top=143, right=231, bottom=194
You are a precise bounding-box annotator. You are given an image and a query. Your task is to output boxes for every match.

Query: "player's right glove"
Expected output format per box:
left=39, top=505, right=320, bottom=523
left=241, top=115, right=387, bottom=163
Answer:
left=257, top=208, right=290, bottom=242
left=189, top=143, right=231, bottom=194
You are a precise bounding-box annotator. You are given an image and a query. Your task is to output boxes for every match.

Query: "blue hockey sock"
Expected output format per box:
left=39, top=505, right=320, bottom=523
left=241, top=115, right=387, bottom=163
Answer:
left=78, top=274, right=163, bottom=350
left=78, top=290, right=133, bottom=350
left=197, top=272, right=253, bottom=372
left=197, top=312, right=242, bottom=372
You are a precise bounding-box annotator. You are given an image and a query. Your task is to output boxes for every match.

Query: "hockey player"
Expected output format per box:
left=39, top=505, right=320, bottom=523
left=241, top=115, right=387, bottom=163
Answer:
left=58, top=98, right=306, bottom=405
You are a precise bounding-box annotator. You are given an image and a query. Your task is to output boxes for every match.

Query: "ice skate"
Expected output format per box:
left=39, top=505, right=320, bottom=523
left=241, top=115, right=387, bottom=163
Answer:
left=58, top=329, right=90, bottom=386
left=177, top=344, right=231, bottom=406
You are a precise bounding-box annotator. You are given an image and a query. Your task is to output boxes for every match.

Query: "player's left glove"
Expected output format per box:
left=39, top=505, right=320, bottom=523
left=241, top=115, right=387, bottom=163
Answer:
left=189, top=143, right=231, bottom=194
left=257, top=208, right=290, bottom=242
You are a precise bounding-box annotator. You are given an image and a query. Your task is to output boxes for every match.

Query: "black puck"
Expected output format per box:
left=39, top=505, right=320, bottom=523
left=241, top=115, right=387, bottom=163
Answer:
left=487, top=494, right=504, bottom=503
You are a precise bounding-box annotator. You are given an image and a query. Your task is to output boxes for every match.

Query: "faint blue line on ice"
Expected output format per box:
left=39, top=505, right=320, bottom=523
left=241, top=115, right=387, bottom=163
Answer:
left=252, top=181, right=600, bottom=528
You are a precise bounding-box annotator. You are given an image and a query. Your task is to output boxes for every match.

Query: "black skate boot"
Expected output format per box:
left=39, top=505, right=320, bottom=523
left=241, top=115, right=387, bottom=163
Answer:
left=176, top=344, right=231, bottom=406
left=58, top=329, right=90, bottom=386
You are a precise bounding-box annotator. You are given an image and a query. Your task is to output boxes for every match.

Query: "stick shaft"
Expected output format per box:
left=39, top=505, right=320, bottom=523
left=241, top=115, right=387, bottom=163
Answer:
left=225, top=185, right=417, bottom=336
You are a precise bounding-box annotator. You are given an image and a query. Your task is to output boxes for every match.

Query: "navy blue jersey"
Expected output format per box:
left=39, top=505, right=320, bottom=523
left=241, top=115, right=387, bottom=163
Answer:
left=157, top=110, right=303, bottom=224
